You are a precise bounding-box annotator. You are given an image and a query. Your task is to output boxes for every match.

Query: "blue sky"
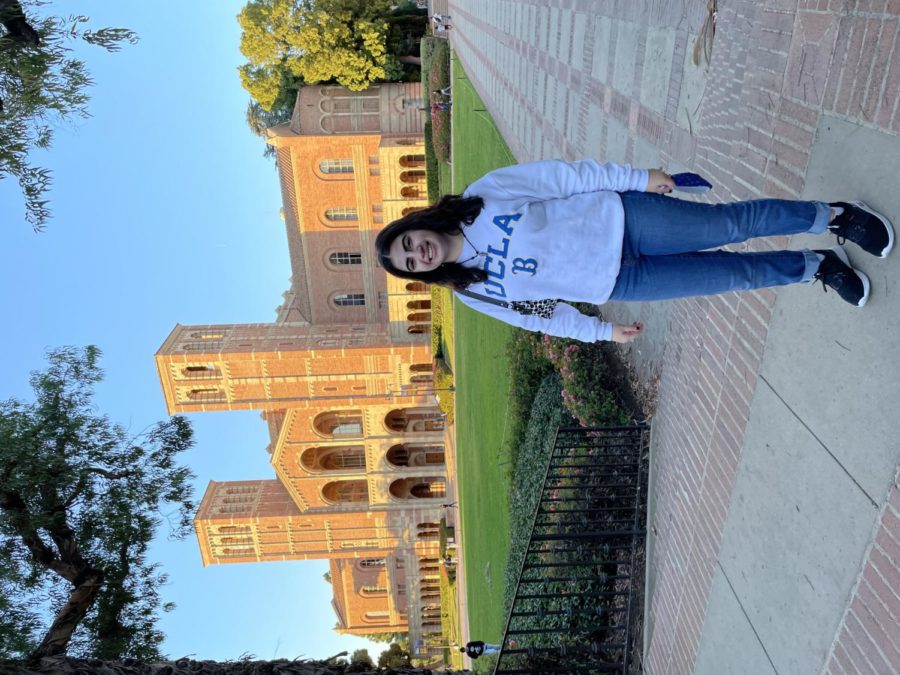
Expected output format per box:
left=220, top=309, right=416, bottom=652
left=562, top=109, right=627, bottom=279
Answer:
left=0, top=1, right=381, bottom=662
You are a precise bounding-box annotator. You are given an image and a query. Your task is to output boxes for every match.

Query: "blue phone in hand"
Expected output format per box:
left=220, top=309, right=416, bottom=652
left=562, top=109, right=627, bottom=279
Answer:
left=671, top=172, right=713, bottom=194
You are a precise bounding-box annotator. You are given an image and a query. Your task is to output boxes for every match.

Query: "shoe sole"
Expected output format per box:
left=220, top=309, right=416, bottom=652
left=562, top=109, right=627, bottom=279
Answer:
left=830, top=246, right=870, bottom=307
left=851, top=200, right=895, bottom=258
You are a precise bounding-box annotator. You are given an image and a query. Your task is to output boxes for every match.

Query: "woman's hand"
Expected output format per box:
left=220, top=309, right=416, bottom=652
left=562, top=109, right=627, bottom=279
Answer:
left=646, top=169, right=675, bottom=194
left=611, top=322, right=644, bottom=343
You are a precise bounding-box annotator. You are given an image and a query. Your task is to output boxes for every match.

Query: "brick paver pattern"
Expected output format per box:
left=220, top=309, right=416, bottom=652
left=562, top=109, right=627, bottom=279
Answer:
left=447, top=1, right=900, bottom=673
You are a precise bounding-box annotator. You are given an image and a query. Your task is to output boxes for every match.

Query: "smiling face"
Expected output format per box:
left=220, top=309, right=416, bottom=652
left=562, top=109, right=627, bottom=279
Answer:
left=387, top=228, right=455, bottom=274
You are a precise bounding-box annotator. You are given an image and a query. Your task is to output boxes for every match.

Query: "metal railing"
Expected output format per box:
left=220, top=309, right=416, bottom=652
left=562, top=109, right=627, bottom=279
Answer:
left=493, top=425, right=649, bottom=675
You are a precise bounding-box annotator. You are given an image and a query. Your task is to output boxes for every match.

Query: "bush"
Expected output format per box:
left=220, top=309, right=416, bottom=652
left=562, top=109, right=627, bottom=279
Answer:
left=538, top=335, right=631, bottom=427
left=501, top=373, right=576, bottom=612
left=424, top=121, right=441, bottom=201
left=422, top=38, right=450, bottom=161
left=505, top=331, right=556, bottom=468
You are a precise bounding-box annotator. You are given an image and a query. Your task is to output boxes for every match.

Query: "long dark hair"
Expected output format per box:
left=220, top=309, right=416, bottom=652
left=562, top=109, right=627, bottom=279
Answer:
left=375, top=194, right=487, bottom=289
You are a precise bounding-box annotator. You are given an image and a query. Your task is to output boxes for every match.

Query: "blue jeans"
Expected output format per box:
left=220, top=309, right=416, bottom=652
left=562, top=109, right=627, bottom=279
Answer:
left=609, top=192, right=830, bottom=302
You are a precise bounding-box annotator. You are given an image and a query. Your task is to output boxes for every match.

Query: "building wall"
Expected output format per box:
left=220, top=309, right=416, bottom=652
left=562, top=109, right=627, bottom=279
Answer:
left=158, top=83, right=444, bottom=640
left=155, top=322, right=431, bottom=415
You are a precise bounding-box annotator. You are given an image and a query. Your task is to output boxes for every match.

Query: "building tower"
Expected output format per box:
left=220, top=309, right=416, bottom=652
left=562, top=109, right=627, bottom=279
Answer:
left=155, top=83, right=451, bottom=651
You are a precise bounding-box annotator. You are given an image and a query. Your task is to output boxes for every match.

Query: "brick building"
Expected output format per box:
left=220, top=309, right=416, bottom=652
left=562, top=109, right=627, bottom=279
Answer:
left=156, top=83, right=448, bottom=650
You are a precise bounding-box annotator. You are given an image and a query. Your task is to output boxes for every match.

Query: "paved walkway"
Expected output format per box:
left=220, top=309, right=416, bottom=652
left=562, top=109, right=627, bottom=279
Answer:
left=446, top=1, right=900, bottom=673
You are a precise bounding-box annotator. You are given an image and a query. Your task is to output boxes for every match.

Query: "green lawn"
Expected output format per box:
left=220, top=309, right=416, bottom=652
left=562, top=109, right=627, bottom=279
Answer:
left=449, top=52, right=520, bottom=652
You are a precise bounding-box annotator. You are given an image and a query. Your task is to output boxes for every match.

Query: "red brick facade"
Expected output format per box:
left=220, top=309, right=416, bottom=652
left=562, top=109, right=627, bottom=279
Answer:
left=155, top=84, right=447, bottom=650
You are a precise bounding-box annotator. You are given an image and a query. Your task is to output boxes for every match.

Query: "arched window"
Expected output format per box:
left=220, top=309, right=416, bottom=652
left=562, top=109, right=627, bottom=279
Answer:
left=399, top=154, right=426, bottom=168
left=334, top=293, right=366, bottom=307
left=320, top=98, right=351, bottom=113
left=313, top=411, right=363, bottom=437
left=402, top=207, right=426, bottom=217
left=385, top=408, right=441, bottom=433
left=181, top=365, right=219, bottom=379
left=359, top=558, right=386, bottom=569
left=189, top=332, right=224, bottom=340
left=407, top=312, right=430, bottom=322
left=218, top=525, right=252, bottom=534
left=389, top=477, right=446, bottom=500
left=301, top=446, right=366, bottom=471
left=361, top=586, right=388, bottom=596
left=406, top=300, right=431, bottom=311
left=410, top=363, right=432, bottom=373
left=407, top=325, right=430, bottom=334
left=319, top=159, right=354, bottom=174
left=329, top=252, right=362, bottom=266
left=401, top=186, right=424, bottom=199
left=400, top=170, right=426, bottom=184
left=187, top=388, right=225, bottom=402
left=325, top=208, right=358, bottom=222
left=386, top=443, right=451, bottom=468
left=322, top=480, right=369, bottom=503
left=363, top=611, right=390, bottom=623
left=410, top=374, right=433, bottom=383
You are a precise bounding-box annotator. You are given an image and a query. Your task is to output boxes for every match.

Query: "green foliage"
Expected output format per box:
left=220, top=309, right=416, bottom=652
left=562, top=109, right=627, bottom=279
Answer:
left=423, top=121, right=440, bottom=201
left=421, top=37, right=450, bottom=162
left=349, top=649, right=373, bottom=667
left=377, top=641, right=411, bottom=668
left=500, top=373, right=576, bottom=614
left=237, top=0, right=305, bottom=111
left=505, top=332, right=556, bottom=468
left=0, top=4, right=137, bottom=229
left=237, top=0, right=412, bottom=108
left=538, top=333, right=631, bottom=427
left=245, top=100, right=291, bottom=160
left=0, top=347, right=196, bottom=660
left=293, top=7, right=395, bottom=91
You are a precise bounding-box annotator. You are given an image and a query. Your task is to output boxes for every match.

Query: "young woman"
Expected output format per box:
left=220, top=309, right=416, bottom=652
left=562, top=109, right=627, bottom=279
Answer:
left=375, top=160, right=893, bottom=343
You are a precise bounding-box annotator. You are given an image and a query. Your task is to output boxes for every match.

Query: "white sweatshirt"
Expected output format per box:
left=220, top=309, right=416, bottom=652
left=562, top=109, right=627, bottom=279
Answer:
left=455, top=159, right=649, bottom=342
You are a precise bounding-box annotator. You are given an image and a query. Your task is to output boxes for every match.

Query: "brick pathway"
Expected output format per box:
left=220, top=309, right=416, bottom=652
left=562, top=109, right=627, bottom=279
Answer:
left=446, top=1, right=900, bottom=673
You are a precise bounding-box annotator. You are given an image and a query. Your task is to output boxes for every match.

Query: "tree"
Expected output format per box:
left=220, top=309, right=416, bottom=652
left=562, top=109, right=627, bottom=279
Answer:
left=236, top=0, right=306, bottom=112
left=0, top=346, right=196, bottom=662
left=349, top=649, right=372, bottom=667
left=236, top=0, right=420, bottom=112
left=0, top=655, right=452, bottom=674
left=244, top=100, right=290, bottom=161
left=0, top=1, right=137, bottom=230
left=292, top=2, right=401, bottom=92
left=377, top=643, right=411, bottom=668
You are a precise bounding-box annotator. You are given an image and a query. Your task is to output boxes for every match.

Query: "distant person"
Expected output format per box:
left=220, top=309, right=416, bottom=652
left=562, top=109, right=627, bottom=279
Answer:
left=460, top=640, right=500, bottom=659
left=431, top=14, right=452, bottom=33
left=375, top=159, right=893, bottom=343
left=433, top=86, right=452, bottom=98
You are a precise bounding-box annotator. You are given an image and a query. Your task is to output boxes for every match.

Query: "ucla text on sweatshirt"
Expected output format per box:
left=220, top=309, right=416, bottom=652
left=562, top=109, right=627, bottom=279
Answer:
left=456, top=159, right=649, bottom=342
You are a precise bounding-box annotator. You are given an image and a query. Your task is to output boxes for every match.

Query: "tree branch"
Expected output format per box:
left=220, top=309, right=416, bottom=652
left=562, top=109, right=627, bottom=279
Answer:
left=31, top=571, right=105, bottom=659
left=0, top=489, right=76, bottom=581
left=0, top=0, right=40, bottom=47
left=84, top=466, right=132, bottom=481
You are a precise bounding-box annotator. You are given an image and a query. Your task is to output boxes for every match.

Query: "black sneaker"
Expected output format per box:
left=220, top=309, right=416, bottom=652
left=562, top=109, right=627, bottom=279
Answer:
left=828, top=201, right=894, bottom=258
left=813, top=247, right=870, bottom=307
